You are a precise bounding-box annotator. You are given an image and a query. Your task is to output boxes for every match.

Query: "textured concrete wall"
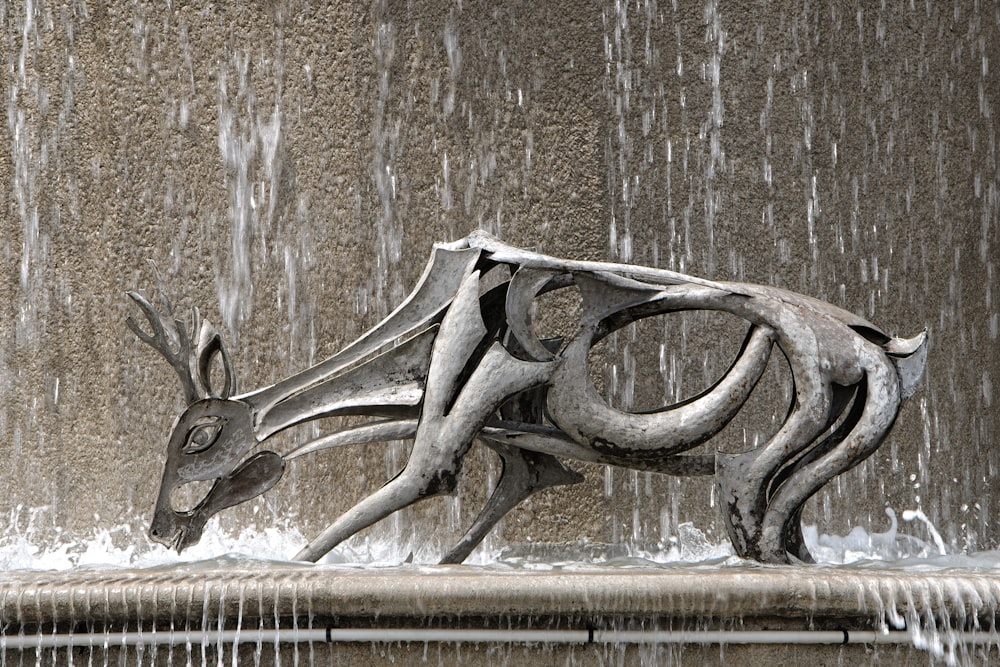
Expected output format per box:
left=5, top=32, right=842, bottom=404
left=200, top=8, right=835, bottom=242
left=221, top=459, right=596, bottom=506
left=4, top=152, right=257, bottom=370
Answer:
left=0, top=1, right=997, bottom=560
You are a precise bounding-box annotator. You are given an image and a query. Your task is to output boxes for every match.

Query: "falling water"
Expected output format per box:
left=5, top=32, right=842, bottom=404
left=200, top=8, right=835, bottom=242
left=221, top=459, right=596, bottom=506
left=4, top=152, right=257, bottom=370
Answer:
left=588, top=0, right=999, bottom=561
left=0, top=1, right=998, bottom=664
left=215, top=49, right=285, bottom=345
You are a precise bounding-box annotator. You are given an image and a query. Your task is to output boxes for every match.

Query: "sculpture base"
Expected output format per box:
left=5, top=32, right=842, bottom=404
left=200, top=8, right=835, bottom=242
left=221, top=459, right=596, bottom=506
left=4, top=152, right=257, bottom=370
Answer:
left=2, top=564, right=997, bottom=665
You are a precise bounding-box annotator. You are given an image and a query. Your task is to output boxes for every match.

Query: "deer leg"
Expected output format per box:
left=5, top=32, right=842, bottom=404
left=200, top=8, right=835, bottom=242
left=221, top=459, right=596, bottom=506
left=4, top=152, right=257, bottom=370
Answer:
left=440, top=442, right=583, bottom=564
left=714, top=319, right=838, bottom=564
left=763, top=383, right=865, bottom=563
left=440, top=360, right=580, bottom=565
left=295, top=268, right=557, bottom=563
left=293, top=348, right=555, bottom=563
left=764, top=384, right=860, bottom=502
left=783, top=505, right=813, bottom=563
left=756, top=357, right=900, bottom=563
left=294, top=464, right=451, bottom=562
left=716, top=387, right=831, bottom=562
left=293, top=346, right=557, bottom=563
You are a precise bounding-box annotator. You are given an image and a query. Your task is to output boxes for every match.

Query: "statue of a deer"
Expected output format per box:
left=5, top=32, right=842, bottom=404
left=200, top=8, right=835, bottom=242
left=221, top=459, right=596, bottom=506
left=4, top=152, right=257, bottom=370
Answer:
left=128, top=232, right=927, bottom=564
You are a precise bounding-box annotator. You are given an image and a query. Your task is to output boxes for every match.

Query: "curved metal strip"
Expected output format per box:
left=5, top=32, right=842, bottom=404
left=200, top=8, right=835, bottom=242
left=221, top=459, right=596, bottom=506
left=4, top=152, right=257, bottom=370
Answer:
left=408, top=339, right=562, bottom=491
left=505, top=267, right=564, bottom=361
left=296, top=343, right=559, bottom=563
left=245, top=245, right=482, bottom=414
left=547, top=324, right=775, bottom=456
left=284, top=419, right=419, bottom=460
left=467, top=230, right=743, bottom=294
left=480, top=423, right=608, bottom=463
left=757, top=353, right=901, bottom=563
left=715, top=390, right=832, bottom=561
left=258, top=326, right=437, bottom=438
left=426, top=342, right=558, bottom=444
left=440, top=441, right=584, bottom=564
left=765, top=382, right=862, bottom=501
left=422, top=270, right=488, bottom=417
left=178, top=450, right=286, bottom=552
left=570, top=273, right=742, bottom=346
left=887, top=330, right=928, bottom=401
left=479, top=424, right=715, bottom=476
left=504, top=267, right=661, bottom=362
left=574, top=272, right=680, bottom=328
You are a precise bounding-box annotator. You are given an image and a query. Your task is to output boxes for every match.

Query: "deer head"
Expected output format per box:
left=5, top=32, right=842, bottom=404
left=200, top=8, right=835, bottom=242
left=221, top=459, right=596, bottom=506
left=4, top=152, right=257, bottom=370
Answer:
left=127, top=292, right=285, bottom=551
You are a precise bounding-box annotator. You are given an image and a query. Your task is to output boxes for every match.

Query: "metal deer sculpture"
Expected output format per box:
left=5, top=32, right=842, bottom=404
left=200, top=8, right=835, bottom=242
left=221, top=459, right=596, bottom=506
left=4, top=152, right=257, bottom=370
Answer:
left=128, top=232, right=927, bottom=564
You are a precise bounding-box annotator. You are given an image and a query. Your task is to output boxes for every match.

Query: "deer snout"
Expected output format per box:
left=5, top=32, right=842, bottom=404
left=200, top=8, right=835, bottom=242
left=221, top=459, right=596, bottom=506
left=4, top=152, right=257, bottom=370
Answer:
left=148, top=507, right=186, bottom=549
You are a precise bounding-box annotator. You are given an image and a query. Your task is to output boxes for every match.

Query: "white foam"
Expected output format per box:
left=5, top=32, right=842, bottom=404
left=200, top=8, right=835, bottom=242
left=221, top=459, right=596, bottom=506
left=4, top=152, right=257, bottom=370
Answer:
left=2, top=504, right=997, bottom=572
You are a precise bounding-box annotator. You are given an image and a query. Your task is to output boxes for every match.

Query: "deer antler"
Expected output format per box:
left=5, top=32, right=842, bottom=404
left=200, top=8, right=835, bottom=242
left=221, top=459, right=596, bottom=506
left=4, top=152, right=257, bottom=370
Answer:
left=127, top=292, right=235, bottom=404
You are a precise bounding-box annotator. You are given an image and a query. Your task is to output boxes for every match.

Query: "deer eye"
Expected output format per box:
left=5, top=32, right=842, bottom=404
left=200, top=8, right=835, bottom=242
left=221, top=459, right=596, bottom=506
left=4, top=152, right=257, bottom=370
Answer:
left=184, top=416, right=225, bottom=454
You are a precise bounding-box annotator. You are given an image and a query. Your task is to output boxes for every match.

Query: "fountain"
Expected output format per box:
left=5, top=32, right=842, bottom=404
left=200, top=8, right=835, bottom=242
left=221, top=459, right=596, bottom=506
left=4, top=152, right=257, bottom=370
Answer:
left=1, top=1, right=997, bottom=665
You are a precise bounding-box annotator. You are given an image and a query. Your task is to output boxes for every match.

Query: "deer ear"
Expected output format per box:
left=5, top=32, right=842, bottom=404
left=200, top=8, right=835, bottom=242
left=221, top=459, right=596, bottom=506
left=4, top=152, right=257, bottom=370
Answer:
left=196, top=318, right=236, bottom=399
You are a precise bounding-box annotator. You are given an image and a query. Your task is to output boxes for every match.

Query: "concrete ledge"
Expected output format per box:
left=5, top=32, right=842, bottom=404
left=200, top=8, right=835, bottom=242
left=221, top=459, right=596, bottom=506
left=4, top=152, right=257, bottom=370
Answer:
left=2, top=564, right=998, bottom=629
